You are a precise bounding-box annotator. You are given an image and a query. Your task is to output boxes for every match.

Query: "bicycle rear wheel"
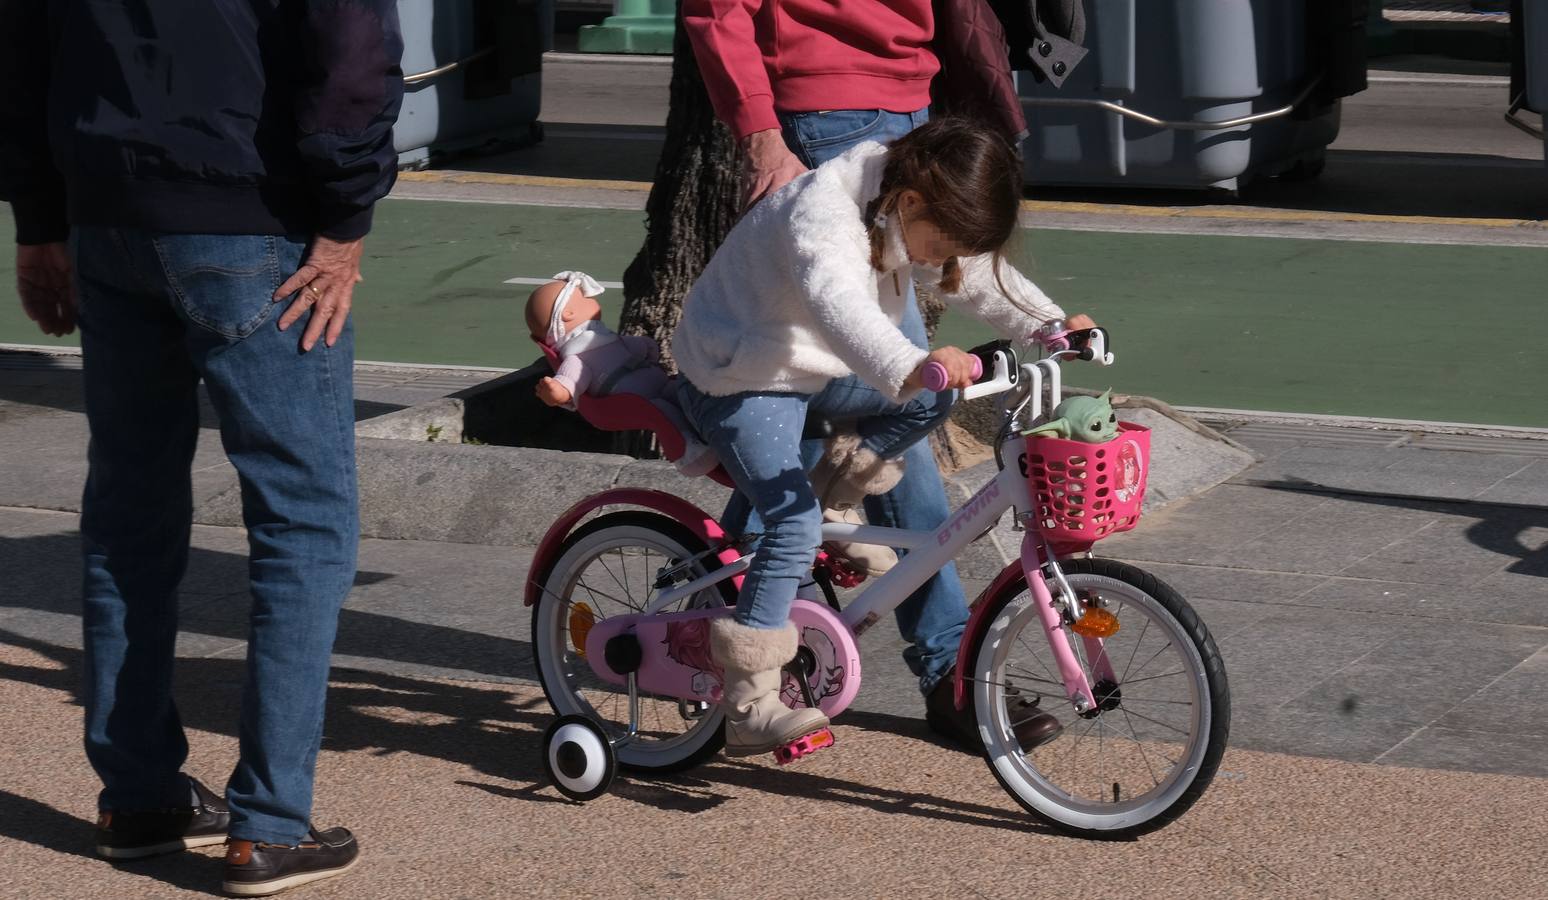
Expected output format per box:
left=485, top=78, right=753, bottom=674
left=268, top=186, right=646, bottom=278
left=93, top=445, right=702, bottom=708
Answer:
left=532, top=511, right=736, bottom=772
left=971, top=557, right=1229, bottom=838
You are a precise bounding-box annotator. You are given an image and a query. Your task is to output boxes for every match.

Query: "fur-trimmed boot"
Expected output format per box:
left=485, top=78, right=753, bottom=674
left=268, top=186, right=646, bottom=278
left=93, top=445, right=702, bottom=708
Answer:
left=711, top=619, right=830, bottom=756
left=808, top=434, right=907, bottom=577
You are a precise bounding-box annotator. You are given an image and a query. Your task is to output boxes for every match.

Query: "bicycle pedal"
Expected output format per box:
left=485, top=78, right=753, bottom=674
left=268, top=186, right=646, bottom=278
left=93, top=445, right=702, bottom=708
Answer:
left=773, top=728, right=835, bottom=765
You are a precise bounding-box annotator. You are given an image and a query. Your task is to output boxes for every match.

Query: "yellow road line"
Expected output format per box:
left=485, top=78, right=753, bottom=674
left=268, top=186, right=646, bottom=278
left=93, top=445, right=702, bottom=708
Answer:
left=397, top=170, right=652, bottom=192
left=1019, top=199, right=1540, bottom=230
left=397, top=170, right=1543, bottom=229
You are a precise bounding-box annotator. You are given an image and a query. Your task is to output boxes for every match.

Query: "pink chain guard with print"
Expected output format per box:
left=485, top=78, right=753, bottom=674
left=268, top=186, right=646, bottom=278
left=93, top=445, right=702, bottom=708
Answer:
left=584, top=600, right=863, bottom=718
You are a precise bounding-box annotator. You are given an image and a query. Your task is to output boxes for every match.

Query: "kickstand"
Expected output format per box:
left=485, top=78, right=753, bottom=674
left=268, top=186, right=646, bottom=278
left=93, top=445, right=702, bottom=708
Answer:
left=615, top=671, right=640, bottom=749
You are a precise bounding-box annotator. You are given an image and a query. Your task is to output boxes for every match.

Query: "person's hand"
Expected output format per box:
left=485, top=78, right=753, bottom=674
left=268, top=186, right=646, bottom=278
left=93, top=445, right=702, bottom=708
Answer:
left=275, top=235, right=365, bottom=351
left=536, top=377, right=572, bottom=407
left=1065, top=313, right=1096, bottom=331
left=740, top=129, right=808, bottom=212
left=906, top=346, right=978, bottom=391
left=17, top=243, right=77, bottom=337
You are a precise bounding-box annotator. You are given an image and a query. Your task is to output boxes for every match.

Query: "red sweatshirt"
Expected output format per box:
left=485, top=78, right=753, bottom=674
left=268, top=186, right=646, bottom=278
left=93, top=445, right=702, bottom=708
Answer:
left=683, top=0, right=940, bottom=140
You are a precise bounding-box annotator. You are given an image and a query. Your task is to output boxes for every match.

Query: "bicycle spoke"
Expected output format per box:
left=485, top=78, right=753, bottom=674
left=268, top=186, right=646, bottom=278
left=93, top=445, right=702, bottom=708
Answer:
left=576, top=578, right=640, bottom=612
left=1015, top=633, right=1064, bottom=687
left=1117, top=696, right=1194, bottom=707
left=641, top=547, right=655, bottom=606
left=1117, top=705, right=1191, bottom=739
left=1118, top=707, right=1161, bottom=789
left=1120, top=669, right=1187, bottom=687
left=598, top=550, right=630, bottom=600
left=1119, top=617, right=1150, bottom=684
left=965, top=673, right=1055, bottom=693
left=1129, top=641, right=1176, bottom=683
left=1057, top=713, right=1101, bottom=784
left=1097, top=716, right=1106, bottom=801
left=1002, top=664, right=1064, bottom=689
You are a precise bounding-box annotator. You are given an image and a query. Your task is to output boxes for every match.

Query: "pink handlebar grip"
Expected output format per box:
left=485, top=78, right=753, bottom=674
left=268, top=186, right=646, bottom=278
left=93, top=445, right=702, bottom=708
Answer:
left=921, top=356, right=984, bottom=392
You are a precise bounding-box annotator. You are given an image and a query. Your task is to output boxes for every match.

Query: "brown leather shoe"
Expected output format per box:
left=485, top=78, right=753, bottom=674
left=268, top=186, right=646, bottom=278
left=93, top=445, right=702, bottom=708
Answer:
left=95, top=775, right=229, bottom=859
left=925, top=672, right=1063, bottom=754
left=223, top=826, right=359, bottom=897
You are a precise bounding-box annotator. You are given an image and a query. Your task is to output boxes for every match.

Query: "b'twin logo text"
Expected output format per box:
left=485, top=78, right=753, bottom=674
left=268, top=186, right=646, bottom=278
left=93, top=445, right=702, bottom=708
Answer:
left=937, top=481, right=1001, bottom=546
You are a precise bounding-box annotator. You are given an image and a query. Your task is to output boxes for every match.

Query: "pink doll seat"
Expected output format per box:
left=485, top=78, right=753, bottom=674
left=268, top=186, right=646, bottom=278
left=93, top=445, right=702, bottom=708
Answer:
left=539, top=342, right=734, bottom=489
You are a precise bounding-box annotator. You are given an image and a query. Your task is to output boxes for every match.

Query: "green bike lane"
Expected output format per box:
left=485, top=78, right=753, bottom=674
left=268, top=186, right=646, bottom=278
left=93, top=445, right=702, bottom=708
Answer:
left=5, top=197, right=1546, bottom=426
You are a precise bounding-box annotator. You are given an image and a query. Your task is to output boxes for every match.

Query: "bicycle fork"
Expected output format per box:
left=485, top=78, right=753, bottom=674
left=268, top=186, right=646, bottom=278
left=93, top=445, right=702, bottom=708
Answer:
left=1022, top=533, right=1117, bottom=715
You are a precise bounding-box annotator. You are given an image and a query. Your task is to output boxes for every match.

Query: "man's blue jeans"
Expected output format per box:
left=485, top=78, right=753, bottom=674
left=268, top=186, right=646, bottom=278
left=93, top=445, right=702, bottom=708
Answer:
left=73, top=227, right=358, bottom=845
left=721, top=106, right=971, bottom=695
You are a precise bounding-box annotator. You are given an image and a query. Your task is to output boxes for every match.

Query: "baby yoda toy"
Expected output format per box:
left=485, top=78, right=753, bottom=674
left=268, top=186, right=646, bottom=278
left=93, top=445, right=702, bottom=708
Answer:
left=1023, top=390, right=1119, bottom=443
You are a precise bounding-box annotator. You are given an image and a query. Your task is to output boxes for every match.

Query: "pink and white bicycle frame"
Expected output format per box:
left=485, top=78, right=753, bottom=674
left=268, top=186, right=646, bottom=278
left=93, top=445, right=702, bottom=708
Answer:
left=546, top=331, right=1143, bottom=722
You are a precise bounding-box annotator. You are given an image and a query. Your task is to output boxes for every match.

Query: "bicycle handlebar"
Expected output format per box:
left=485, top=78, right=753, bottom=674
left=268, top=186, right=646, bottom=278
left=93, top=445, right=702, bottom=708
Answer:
left=920, top=355, right=984, bottom=393
left=955, top=325, right=1114, bottom=403
left=917, top=325, right=1114, bottom=404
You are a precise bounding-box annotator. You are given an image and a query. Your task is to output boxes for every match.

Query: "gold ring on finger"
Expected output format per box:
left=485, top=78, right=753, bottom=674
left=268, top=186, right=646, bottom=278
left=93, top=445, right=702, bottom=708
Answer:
left=308, top=284, right=321, bottom=296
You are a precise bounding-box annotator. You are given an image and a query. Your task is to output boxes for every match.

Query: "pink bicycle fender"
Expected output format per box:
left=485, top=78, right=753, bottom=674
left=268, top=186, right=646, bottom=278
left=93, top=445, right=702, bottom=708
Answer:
left=524, top=489, right=742, bottom=608
left=953, top=560, right=1028, bottom=711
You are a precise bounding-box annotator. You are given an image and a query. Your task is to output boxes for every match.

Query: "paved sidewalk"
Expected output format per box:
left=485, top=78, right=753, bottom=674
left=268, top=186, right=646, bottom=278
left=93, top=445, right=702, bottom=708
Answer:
left=3, top=634, right=1545, bottom=899
left=3, top=352, right=1548, bottom=895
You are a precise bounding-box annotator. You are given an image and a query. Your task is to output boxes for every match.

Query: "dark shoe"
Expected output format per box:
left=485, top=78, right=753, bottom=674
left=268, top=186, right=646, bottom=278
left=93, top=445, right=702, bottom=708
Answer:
left=95, top=776, right=229, bottom=860
left=223, top=826, right=359, bottom=897
left=925, top=672, right=1063, bottom=754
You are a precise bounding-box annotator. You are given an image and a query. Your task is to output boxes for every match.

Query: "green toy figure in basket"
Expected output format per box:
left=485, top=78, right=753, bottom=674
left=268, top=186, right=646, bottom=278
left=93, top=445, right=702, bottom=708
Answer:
left=1024, top=390, right=1119, bottom=443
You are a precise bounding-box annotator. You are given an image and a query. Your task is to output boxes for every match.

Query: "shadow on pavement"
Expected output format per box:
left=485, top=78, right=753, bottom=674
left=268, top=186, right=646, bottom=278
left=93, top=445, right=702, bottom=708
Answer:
left=0, top=627, right=546, bottom=786
left=0, top=531, right=532, bottom=680
left=0, top=789, right=223, bottom=896
left=3, top=628, right=1042, bottom=848
left=1253, top=478, right=1548, bottom=578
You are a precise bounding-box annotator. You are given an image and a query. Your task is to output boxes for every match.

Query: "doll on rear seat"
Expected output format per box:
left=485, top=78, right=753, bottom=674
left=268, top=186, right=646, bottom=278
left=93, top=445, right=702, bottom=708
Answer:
left=526, top=271, right=718, bottom=476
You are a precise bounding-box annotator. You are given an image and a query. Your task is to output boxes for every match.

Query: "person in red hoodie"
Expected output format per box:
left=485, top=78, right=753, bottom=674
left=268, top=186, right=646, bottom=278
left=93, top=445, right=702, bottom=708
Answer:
left=683, top=0, right=1063, bottom=755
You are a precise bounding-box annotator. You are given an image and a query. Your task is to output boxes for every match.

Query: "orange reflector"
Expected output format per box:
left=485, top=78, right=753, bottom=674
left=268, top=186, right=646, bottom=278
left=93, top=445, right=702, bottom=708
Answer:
left=569, top=602, right=596, bottom=657
left=1071, top=606, right=1120, bottom=638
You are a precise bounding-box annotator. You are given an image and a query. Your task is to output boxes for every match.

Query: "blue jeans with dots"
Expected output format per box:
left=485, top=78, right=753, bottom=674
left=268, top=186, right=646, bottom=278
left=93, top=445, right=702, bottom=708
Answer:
left=678, top=381, right=949, bottom=631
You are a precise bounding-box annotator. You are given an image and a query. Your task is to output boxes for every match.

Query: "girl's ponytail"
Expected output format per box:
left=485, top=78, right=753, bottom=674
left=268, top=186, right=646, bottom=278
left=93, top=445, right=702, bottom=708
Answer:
left=868, top=117, right=1022, bottom=299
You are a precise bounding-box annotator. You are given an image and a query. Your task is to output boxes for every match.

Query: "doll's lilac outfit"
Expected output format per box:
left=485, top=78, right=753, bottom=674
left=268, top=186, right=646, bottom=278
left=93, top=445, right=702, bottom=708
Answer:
left=551, top=320, right=716, bottom=475
left=550, top=325, right=670, bottom=406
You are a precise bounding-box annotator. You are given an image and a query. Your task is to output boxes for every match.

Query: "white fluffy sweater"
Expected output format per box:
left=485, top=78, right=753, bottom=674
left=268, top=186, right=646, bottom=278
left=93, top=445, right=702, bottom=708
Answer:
left=671, top=141, right=1065, bottom=403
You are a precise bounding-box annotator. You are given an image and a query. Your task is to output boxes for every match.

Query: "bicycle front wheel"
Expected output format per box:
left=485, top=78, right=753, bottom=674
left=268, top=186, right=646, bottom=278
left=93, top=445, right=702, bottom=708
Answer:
left=971, top=557, right=1230, bottom=838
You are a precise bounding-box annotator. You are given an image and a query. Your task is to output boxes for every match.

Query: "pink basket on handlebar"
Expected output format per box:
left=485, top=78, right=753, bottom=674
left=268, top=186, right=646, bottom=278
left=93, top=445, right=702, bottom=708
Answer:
left=1022, top=422, right=1150, bottom=544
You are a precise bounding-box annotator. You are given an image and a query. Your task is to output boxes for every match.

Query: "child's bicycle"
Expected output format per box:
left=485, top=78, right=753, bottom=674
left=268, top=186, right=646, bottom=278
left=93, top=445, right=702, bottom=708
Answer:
left=526, top=325, right=1229, bottom=839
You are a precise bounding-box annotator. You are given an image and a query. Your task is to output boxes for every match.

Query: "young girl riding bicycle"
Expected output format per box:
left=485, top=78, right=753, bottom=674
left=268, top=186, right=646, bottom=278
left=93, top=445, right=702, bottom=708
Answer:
left=670, top=117, right=1097, bottom=757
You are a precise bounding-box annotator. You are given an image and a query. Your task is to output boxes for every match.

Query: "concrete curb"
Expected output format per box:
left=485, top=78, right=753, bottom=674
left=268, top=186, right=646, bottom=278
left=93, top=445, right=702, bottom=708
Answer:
left=302, top=385, right=1257, bottom=575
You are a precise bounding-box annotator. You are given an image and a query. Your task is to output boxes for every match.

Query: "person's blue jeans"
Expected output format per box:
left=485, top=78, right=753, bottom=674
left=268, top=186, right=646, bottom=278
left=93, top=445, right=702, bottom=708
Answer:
left=73, top=227, right=359, bottom=846
left=722, top=103, right=970, bottom=696
left=680, top=380, right=950, bottom=630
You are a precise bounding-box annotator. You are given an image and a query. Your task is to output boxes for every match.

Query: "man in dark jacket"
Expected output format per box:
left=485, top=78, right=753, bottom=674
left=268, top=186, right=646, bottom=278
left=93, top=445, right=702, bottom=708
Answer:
left=0, top=1, right=403, bottom=893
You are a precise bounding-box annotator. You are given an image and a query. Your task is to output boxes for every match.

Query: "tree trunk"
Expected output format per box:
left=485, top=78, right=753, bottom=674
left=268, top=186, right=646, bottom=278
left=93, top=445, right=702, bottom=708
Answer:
left=612, top=8, right=974, bottom=468
left=617, top=2, right=742, bottom=364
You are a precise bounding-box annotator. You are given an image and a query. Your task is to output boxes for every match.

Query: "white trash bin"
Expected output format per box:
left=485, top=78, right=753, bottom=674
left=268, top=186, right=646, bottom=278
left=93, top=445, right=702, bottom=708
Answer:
left=395, top=0, right=555, bottom=168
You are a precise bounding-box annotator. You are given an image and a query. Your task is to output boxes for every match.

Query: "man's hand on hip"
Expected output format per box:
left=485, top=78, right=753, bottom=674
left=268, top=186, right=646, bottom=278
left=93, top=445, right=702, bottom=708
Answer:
left=276, top=235, right=365, bottom=352
left=740, top=129, right=808, bottom=213
left=16, top=243, right=77, bottom=337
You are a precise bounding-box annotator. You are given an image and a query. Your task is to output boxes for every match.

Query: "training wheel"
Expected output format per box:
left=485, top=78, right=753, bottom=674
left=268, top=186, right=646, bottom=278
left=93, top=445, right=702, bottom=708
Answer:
left=543, top=715, right=616, bottom=801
